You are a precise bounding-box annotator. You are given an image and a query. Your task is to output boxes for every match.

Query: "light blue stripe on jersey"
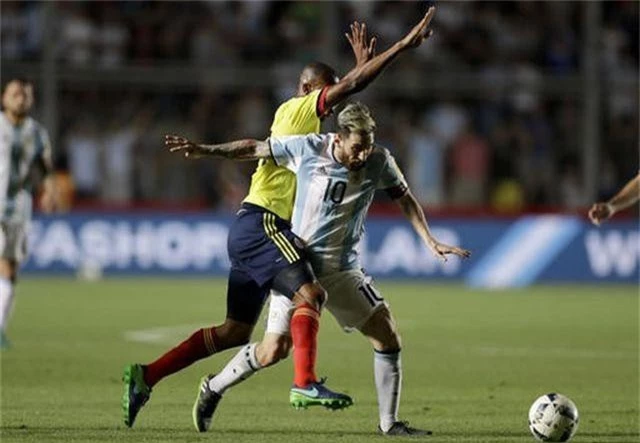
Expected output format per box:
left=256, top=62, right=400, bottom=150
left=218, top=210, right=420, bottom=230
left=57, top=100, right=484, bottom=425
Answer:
left=338, top=154, right=387, bottom=270
left=339, top=192, right=373, bottom=270
left=292, top=153, right=332, bottom=276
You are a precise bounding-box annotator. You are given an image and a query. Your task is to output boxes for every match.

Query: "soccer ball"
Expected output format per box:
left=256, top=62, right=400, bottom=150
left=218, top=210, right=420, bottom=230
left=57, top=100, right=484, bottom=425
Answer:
left=528, top=393, right=579, bottom=442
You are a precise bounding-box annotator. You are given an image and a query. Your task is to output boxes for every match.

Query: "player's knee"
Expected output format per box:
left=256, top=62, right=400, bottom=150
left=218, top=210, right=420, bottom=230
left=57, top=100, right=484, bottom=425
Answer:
left=384, top=331, right=401, bottom=352
left=308, top=283, right=327, bottom=309
left=294, top=282, right=327, bottom=311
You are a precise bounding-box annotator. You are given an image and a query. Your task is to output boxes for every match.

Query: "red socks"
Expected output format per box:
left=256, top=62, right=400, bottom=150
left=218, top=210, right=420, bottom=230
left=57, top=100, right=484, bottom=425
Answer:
left=144, top=327, right=218, bottom=388
left=291, top=303, right=320, bottom=387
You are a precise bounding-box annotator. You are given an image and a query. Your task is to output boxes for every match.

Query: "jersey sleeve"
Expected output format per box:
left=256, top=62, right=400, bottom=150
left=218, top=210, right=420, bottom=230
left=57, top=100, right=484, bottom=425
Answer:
left=269, top=135, right=311, bottom=173
left=377, top=149, right=408, bottom=199
left=316, top=85, right=331, bottom=118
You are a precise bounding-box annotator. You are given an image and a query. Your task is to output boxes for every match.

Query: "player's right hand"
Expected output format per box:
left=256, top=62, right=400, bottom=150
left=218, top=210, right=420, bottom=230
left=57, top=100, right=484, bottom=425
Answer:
left=165, top=134, right=205, bottom=159
left=401, top=6, right=435, bottom=49
left=588, top=202, right=614, bottom=226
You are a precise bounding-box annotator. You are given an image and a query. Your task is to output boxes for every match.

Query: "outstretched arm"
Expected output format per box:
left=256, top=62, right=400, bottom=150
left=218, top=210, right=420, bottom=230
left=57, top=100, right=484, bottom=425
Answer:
left=395, top=190, right=471, bottom=262
left=588, top=173, right=640, bottom=225
left=165, top=135, right=271, bottom=161
left=325, top=6, right=435, bottom=108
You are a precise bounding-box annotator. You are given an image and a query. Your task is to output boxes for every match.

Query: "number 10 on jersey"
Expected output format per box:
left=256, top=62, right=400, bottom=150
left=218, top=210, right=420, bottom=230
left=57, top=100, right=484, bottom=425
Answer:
left=323, top=178, right=347, bottom=205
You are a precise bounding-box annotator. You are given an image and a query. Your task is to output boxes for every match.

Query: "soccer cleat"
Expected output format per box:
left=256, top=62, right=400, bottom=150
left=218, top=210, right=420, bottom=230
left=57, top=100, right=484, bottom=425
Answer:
left=289, top=378, right=353, bottom=410
left=192, top=374, right=222, bottom=432
left=122, top=363, right=151, bottom=428
left=378, top=421, right=433, bottom=436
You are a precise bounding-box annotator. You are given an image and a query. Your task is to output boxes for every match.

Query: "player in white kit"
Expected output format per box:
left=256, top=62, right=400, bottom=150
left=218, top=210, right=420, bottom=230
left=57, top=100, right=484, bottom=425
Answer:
left=0, top=79, right=55, bottom=348
left=167, top=102, right=470, bottom=436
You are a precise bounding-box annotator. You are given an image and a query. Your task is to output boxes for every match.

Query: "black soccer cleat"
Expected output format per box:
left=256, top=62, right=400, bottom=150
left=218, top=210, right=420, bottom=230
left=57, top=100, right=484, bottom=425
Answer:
left=378, top=421, right=433, bottom=437
left=192, top=374, right=223, bottom=432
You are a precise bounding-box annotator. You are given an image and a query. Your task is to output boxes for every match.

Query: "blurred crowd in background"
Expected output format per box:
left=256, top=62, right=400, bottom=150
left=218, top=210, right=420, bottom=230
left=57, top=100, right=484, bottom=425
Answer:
left=2, top=1, right=638, bottom=213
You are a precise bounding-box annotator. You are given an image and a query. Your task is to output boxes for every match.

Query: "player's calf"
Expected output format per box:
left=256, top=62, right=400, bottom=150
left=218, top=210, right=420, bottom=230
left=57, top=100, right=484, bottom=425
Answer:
left=256, top=333, right=291, bottom=367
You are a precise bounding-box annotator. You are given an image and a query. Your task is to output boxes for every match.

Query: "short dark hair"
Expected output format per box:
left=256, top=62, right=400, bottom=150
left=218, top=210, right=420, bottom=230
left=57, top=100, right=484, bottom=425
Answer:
left=2, top=77, right=31, bottom=95
left=302, top=62, right=338, bottom=86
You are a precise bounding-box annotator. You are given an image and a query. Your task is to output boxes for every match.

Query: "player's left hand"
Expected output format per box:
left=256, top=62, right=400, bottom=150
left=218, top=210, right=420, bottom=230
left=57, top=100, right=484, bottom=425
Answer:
left=428, top=241, right=471, bottom=262
left=588, top=202, right=613, bottom=226
left=345, top=21, right=376, bottom=66
left=165, top=134, right=206, bottom=159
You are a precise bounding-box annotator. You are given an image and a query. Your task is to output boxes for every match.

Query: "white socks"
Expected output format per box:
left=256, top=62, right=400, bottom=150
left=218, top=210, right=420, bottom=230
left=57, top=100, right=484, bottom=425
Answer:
left=374, top=350, right=402, bottom=433
left=208, top=342, right=262, bottom=395
left=0, top=278, right=14, bottom=333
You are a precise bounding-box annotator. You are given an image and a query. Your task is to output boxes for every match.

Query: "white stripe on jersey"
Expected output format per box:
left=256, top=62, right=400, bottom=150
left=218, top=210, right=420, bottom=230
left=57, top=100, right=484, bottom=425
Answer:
left=0, top=113, right=50, bottom=224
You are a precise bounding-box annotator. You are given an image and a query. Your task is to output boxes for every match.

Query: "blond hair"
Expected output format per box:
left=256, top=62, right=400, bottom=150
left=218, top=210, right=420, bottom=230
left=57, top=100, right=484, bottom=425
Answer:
left=337, top=102, right=376, bottom=136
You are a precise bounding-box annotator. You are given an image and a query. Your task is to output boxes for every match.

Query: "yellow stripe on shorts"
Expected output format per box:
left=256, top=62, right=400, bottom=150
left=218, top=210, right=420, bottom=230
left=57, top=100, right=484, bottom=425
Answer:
left=269, top=214, right=300, bottom=262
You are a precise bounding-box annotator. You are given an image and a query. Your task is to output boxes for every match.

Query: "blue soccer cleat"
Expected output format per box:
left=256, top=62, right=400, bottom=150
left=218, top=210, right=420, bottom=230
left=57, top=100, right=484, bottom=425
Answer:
left=289, top=378, right=353, bottom=410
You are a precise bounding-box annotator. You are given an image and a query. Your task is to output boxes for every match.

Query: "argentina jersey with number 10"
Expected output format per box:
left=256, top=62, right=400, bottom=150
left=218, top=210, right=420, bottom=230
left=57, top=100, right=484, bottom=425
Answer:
left=270, top=133, right=407, bottom=277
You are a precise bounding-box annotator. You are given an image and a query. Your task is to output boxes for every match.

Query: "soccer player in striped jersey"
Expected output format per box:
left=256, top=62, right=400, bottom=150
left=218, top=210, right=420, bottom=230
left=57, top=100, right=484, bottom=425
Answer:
left=0, top=78, right=56, bottom=349
left=167, top=102, right=470, bottom=436
left=127, top=8, right=437, bottom=430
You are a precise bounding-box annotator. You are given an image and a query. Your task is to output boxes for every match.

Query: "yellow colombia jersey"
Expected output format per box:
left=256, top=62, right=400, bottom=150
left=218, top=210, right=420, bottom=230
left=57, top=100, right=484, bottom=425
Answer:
left=243, top=88, right=323, bottom=221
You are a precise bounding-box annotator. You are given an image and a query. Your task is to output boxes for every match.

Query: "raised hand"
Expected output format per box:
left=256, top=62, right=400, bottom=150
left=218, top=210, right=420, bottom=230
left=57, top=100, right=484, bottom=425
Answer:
left=400, top=6, right=435, bottom=50
left=345, top=21, right=376, bottom=66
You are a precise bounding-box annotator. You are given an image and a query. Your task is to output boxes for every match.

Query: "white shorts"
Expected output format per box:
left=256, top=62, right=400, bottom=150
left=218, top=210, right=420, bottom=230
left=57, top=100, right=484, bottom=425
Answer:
left=0, top=222, right=28, bottom=263
left=266, top=269, right=388, bottom=335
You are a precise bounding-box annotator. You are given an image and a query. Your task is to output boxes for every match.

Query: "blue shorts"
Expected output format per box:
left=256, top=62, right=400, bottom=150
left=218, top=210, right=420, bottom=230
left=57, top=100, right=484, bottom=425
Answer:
left=225, top=203, right=315, bottom=325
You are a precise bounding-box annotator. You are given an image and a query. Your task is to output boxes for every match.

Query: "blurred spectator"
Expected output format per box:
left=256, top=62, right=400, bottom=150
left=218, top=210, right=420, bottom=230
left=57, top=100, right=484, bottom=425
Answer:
left=1, top=1, right=636, bottom=212
left=97, top=3, right=130, bottom=67
left=423, top=100, right=468, bottom=147
left=52, top=155, right=75, bottom=213
left=491, top=179, right=525, bottom=213
left=406, top=124, right=445, bottom=206
left=559, top=160, right=587, bottom=209
left=65, top=117, right=102, bottom=199
left=102, top=115, right=140, bottom=203
left=59, top=3, right=97, bottom=65
left=449, top=123, right=491, bottom=206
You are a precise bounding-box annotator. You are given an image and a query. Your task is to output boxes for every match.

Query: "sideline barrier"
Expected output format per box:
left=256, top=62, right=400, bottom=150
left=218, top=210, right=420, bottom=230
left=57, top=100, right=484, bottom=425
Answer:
left=23, top=213, right=638, bottom=285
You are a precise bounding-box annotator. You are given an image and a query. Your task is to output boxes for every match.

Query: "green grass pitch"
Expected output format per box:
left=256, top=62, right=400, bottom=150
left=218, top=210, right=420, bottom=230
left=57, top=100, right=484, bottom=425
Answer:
left=1, top=279, right=638, bottom=442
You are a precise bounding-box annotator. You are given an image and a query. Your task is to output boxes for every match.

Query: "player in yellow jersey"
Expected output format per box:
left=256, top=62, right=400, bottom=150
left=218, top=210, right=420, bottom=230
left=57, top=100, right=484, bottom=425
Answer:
left=124, top=7, right=436, bottom=430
